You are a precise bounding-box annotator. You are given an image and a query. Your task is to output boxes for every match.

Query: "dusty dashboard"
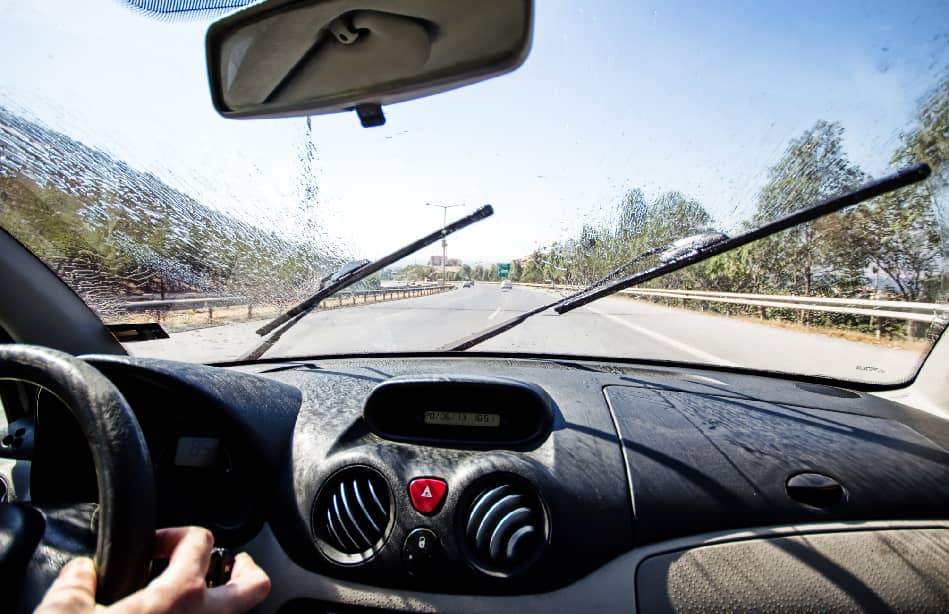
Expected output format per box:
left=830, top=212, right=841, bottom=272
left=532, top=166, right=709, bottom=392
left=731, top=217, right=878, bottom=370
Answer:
left=269, top=369, right=632, bottom=595
left=55, top=354, right=949, bottom=604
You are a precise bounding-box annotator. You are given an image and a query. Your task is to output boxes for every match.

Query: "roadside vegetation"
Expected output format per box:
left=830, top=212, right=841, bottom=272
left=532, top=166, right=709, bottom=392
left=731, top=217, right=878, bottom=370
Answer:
left=509, top=81, right=948, bottom=341
left=0, top=106, right=343, bottom=320
left=391, top=263, right=499, bottom=282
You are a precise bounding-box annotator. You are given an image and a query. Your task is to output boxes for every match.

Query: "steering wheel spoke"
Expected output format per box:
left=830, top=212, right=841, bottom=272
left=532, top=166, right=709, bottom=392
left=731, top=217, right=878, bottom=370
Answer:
left=0, top=345, right=155, bottom=612
left=1, top=501, right=99, bottom=610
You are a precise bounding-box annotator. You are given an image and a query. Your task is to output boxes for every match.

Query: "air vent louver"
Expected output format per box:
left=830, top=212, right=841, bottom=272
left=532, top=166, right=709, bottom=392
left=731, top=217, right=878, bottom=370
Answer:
left=313, top=467, right=391, bottom=562
left=465, top=481, right=545, bottom=574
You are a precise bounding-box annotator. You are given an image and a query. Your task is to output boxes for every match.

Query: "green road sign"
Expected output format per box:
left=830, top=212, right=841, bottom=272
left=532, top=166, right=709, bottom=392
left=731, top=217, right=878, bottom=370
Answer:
left=497, top=263, right=511, bottom=279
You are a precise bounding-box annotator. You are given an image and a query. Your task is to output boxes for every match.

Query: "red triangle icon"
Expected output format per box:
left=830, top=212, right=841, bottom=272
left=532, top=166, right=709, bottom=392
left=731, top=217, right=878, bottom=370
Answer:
left=409, top=478, right=447, bottom=514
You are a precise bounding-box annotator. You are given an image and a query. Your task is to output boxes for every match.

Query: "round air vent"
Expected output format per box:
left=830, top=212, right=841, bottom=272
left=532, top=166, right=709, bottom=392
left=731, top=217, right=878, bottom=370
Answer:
left=463, top=479, right=546, bottom=575
left=312, top=466, right=392, bottom=563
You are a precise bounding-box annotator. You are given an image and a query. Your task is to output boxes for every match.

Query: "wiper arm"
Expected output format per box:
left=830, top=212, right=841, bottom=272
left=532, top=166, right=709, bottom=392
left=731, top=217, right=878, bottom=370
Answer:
left=445, top=163, right=930, bottom=351
left=442, top=243, right=671, bottom=351
left=556, top=164, right=929, bottom=313
left=244, top=204, right=494, bottom=359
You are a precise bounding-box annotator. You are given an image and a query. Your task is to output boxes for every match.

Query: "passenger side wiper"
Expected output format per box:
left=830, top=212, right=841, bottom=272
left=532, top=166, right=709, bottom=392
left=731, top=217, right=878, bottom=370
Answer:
left=445, top=163, right=930, bottom=351
left=244, top=204, right=494, bottom=360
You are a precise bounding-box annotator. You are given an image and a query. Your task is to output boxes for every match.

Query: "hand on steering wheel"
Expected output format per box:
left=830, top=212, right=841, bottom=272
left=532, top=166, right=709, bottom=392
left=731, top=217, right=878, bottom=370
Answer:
left=36, top=527, right=271, bottom=614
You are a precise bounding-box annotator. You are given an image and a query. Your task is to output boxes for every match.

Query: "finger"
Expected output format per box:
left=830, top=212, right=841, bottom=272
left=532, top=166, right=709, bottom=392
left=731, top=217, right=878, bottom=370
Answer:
left=154, top=526, right=215, bottom=584
left=35, top=557, right=98, bottom=614
left=206, top=553, right=271, bottom=614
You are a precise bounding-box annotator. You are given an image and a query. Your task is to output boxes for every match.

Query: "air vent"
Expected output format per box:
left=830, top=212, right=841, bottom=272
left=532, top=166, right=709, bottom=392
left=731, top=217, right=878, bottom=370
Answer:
left=464, top=480, right=546, bottom=575
left=312, top=467, right=391, bottom=563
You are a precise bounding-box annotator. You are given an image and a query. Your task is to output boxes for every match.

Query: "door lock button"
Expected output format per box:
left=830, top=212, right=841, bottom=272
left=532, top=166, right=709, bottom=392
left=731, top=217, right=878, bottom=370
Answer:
left=403, top=528, right=440, bottom=575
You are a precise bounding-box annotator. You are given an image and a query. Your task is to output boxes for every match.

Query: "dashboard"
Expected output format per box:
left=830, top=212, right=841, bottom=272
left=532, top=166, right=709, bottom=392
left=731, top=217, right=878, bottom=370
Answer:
left=16, top=354, right=949, bottom=612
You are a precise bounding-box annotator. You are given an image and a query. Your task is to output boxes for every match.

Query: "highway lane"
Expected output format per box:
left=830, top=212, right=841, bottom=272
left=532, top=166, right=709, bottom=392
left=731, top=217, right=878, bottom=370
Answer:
left=128, top=283, right=925, bottom=384
left=267, top=283, right=548, bottom=357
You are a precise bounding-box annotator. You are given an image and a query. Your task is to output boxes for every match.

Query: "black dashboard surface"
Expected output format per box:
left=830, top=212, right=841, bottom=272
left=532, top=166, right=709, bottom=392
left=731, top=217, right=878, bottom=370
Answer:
left=61, top=354, right=949, bottom=603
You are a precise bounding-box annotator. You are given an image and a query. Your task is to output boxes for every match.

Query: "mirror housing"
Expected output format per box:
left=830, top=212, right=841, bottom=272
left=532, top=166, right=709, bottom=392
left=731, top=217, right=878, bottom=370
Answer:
left=206, top=0, right=532, bottom=125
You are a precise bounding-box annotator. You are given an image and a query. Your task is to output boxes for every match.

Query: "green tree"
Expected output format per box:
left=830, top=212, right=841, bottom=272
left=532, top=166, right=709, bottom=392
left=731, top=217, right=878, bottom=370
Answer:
left=849, top=190, right=939, bottom=301
left=892, top=78, right=948, bottom=302
left=753, top=120, right=868, bottom=299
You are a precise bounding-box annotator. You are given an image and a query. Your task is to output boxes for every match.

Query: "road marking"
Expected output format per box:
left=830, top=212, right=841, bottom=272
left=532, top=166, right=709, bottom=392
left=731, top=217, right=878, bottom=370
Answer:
left=488, top=307, right=503, bottom=320
left=587, top=306, right=737, bottom=367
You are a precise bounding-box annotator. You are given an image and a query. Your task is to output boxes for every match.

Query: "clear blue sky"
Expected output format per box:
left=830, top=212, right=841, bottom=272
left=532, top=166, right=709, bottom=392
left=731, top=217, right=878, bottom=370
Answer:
left=2, top=0, right=946, bottom=264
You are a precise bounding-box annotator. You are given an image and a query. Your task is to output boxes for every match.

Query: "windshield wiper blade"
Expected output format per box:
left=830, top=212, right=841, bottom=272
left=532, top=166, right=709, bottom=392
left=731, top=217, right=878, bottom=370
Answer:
left=244, top=204, right=494, bottom=358
left=445, top=163, right=930, bottom=351
left=556, top=163, right=929, bottom=314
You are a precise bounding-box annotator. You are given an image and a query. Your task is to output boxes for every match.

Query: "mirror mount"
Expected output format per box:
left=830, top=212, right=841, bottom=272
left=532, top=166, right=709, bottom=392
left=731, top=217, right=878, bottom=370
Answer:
left=355, top=103, right=385, bottom=128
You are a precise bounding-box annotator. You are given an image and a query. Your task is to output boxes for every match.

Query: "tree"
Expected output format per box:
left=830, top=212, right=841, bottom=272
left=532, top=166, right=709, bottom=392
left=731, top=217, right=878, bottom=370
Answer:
left=616, top=188, right=649, bottom=241
left=849, top=190, right=939, bottom=301
left=892, top=78, right=948, bottom=302
left=896, top=79, right=949, bottom=187
left=649, top=191, right=713, bottom=243
left=753, top=120, right=868, bottom=300
left=520, top=253, right=544, bottom=283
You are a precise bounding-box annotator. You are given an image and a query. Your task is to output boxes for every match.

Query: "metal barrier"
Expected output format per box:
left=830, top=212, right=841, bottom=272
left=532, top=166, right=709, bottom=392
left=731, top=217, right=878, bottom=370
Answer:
left=515, top=283, right=949, bottom=324
left=121, top=285, right=453, bottom=321
left=622, top=288, right=949, bottom=323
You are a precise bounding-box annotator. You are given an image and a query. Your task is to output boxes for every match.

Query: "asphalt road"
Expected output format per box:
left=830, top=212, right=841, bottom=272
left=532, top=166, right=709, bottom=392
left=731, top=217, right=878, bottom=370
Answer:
left=129, top=284, right=923, bottom=384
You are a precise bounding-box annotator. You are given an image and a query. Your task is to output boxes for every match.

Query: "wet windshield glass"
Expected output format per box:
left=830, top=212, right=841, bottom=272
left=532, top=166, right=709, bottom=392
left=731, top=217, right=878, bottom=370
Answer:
left=1, top=1, right=947, bottom=384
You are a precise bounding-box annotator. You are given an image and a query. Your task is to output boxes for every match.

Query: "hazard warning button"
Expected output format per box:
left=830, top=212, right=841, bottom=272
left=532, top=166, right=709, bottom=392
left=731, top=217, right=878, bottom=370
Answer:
left=408, top=478, right=448, bottom=514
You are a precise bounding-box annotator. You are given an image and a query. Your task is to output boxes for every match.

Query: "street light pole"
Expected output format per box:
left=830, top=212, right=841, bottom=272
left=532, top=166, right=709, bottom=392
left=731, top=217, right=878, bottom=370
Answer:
left=426, top=203, right=464, bottom=285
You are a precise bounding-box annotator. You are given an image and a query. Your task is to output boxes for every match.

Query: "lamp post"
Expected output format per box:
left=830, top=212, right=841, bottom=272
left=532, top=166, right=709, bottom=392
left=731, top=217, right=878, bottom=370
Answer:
left=425, top=203, right=464, bottom=285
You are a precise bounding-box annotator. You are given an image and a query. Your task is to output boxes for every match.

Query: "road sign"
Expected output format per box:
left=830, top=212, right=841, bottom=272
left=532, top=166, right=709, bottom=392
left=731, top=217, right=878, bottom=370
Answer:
left=497, top=263, right=511, bottom=279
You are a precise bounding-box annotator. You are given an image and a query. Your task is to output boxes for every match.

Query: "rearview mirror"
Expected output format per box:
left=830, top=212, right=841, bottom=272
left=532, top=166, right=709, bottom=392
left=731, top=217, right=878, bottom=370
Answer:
left=206, top=0, right=532, bottom=126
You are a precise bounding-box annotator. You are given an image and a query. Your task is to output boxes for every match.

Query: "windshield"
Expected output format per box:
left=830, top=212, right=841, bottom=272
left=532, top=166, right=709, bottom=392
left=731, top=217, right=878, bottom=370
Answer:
left=1, top=1, right=947, bottom=384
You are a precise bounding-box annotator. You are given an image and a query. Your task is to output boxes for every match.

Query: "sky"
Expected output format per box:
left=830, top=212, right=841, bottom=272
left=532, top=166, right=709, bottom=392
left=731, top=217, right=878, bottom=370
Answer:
left=1, top=0, right=947, bottom=266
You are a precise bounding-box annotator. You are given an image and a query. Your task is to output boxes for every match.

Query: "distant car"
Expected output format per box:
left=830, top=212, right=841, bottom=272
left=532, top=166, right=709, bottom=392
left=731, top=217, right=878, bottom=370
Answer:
left=500, top=279, right=512, bottom=290
left=463, top=280, right=474, bottom=288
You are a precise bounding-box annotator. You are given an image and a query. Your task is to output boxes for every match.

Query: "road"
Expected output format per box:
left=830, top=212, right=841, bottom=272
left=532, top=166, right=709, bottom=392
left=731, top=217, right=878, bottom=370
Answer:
left=128, top=284, right=923, bottom=384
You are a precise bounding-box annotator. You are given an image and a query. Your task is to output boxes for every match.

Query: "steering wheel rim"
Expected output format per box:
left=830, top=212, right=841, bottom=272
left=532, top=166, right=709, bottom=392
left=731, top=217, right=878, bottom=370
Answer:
left=0, top=344, right=155, bottom=605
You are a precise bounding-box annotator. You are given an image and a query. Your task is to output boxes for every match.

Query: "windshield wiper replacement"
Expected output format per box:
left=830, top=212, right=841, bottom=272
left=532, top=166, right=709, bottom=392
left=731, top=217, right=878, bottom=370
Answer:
left=244, top=204, right=494, bottom=360
left=446, top=163, right=931, bottom=351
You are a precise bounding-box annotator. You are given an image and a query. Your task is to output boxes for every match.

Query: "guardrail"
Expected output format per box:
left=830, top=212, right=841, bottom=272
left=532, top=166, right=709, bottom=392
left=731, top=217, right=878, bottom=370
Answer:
left=121, top=285, right=453, bottom=321
left=515, top=283, right=949, bottom=324
left=622, top=288, right=949, bottom=323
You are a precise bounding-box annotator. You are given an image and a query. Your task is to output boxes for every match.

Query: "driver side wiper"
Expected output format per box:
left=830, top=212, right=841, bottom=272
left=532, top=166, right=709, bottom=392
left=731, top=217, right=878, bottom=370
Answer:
left=243, top=204, right=494, bottom=360
left=445, top=163, right=930, bottom=351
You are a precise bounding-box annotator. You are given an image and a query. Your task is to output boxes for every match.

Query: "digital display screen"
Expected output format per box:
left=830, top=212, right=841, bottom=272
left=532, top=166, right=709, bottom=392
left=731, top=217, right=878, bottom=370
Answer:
left=423, top=411, right=500, bottom=427
left=174, top=436, right=221, bottom=468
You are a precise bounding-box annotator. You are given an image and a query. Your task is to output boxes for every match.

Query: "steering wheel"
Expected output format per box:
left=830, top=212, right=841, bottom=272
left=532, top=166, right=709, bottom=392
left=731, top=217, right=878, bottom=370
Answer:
left=0, top=345, right=156, bottom=611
